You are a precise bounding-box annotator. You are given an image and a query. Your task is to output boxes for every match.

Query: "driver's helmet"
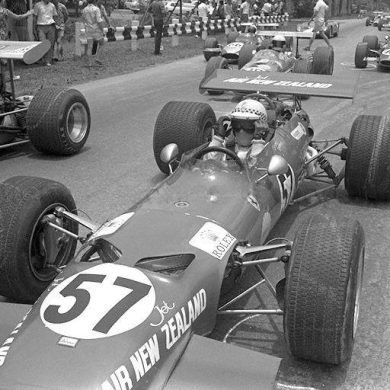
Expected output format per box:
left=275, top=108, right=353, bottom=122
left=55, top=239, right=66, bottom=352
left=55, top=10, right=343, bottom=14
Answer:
left=247, top=25, right=257, bottom=34
left=272, top=34, right=286, bottom=49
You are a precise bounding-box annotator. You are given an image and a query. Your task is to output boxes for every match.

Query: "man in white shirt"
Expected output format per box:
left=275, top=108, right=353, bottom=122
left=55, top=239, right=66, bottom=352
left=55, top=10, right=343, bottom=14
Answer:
left=197, top=0, right=209, bottom=20
left=304, top=0, right=332, bottom=51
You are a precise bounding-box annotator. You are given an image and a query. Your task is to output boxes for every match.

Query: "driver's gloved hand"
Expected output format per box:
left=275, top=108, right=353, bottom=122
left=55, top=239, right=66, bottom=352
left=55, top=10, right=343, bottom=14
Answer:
left=215, top=116, right=230, bottom=138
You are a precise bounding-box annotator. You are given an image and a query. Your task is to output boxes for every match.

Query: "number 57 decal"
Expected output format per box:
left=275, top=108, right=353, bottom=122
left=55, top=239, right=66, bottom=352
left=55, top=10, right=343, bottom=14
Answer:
left=40, top=264, right=156, bottom=339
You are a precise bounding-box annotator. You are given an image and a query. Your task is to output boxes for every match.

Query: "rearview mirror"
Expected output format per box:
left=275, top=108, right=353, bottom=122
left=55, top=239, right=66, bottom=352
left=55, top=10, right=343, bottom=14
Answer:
left=268, top=155, right=288, bottom=176
left=160, top=143, right=179, bottom=164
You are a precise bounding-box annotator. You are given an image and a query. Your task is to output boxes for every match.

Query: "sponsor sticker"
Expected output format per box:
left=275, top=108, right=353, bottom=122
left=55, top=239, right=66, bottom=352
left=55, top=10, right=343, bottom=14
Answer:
left=291, top=122, right=306, bottom=140
left=189, top=222, right=236, bottom=260
left=40, top=264, right=156, bottom=339
left=58, top=336, right=79, bottom=348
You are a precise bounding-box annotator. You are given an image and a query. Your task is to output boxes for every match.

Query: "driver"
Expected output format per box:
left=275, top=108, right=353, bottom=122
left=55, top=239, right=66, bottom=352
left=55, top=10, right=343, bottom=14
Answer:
left=271, top=34, right=287, bottom=51
left=207, top=99, right=269, bottom=164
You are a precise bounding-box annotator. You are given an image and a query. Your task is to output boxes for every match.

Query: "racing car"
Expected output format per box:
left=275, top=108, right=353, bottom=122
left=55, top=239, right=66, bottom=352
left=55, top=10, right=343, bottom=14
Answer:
left=355, top=34, right=390, bottom=70
left=0, top=40, right=90, bottom=156
left=0, top=71, right=387, bottom=389
left=297, top=19, right=339, bottom=38
left=378, top=14, right=390, bottom=31
left=366, top=10, right=384, bottom=26
left=201, top=30, right=334, bottom=95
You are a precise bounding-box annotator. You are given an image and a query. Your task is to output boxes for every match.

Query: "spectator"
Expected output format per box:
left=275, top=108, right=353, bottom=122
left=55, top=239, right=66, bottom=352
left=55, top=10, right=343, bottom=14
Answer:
left=97, top=0, right=110, bottom=26
left=304, top=0, right=332, bottom=51
left=276, top=0, right=285, bottom=15
left=0, top=1, right=32, bottom=41
left=6, top=0, right=29, bottom=41
left=33, top=0, right=57, bottom=66
left=215, top=0, right=225, bottom=19
left=224, top=0, right=232, bottom=18
left=52, top=0, right=68, bottom=61
left=240, top=0, right=250, bottom=22
left=261, top=1, right=272, bottom=16
left=197, top=0, right=209, bottom=21
left=82, top=0, right=105, bottom=66
left=149, top=0, right=166, bottom=56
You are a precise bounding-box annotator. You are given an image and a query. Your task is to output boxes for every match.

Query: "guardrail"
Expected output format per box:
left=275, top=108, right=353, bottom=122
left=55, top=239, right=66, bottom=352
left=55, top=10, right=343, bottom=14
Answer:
left=75, top=14, right=289, bottom=56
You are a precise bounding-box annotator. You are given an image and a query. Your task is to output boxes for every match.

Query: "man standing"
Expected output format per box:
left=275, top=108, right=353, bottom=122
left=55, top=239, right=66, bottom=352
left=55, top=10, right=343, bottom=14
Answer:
left=304, top=0, right=332, bottom=51
left=197, top=0, right=209, bottom=21
left=240, top=0, right=250, bottom=22
left=33, top=0, right=57, bottom=66
left=149, top=0, right=166, bottom=56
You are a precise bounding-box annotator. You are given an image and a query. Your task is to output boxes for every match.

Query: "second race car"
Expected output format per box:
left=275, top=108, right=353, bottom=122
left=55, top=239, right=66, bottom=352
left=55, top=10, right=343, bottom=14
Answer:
left=354, top=34, right=390, bottom=70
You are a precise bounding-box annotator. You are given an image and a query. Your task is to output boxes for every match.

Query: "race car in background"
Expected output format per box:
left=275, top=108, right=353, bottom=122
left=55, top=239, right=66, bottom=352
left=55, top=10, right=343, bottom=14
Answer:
left=355, top=34, right=390, bottom=70
left=0, top=71, right=387, bottom=389
left=297, top=19, right=340, bottom=38
left=378, top=14, right=390, bottom=31
left=366, top=10, right=385, bottom=26
left=200, top=30, right=334, bottom=95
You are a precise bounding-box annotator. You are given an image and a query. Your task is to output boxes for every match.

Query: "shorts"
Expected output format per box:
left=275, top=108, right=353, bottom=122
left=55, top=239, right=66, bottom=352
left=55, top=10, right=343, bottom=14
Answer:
left=85, top=27, right=104, bottom=42
left=313, top=20, right=325, bottom=33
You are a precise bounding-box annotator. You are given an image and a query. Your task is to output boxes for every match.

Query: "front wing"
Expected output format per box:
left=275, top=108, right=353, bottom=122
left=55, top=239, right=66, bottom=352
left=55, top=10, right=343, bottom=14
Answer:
left=200, top=69, right=358, bottom=99
left=164, top=334, right=280, bottom=390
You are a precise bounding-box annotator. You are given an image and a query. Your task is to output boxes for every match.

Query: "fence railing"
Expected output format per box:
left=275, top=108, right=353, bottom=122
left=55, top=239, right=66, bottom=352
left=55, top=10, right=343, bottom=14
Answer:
left=75, top=14, right=289, bottom=56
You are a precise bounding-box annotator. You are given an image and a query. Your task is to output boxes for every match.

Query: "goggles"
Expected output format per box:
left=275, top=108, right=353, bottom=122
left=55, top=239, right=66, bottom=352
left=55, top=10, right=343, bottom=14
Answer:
left=231, top=119, right=256, bottom=133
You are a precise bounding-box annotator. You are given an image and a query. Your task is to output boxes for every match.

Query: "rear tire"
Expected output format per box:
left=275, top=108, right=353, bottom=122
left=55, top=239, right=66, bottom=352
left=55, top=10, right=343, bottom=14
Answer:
left=26, top=88, right=90, bottom=155
left=292, top=58, right=312, bottom=73
left=238, top=44, right=256, bottom=69
left=284, top=214, right=364, bottom=365
left=345, top=115, right=390, bottom=200
left=0, top=176, right=78, bottom=303
left=354, top=42, right=368, bottom=68
left=153, top=101, right=216, bottom=174
left=362, top=35, right=379, bottom=51
left=204, top=37, right=218, bottom=61
left=203, top=56, right=229, bottom=95
left=312, top=46, right=334, bottom=75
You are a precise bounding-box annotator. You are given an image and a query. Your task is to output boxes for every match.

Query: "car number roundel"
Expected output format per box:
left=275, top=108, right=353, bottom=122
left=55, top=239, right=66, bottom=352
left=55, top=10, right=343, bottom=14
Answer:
left=40, top=264, right=156, bottom=339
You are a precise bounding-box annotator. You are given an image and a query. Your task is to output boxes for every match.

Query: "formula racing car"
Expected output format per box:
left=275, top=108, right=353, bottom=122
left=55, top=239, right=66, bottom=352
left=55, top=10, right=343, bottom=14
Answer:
left=201, top=30, right=334, bottom=95
left=378, top=14, right=390, bottom=31
left=0, top=72, right=386, bottom=388
left=0, top=40, right=90, bottom=156
left=355, top=34, right=390, bottom=70
left=297, top=19, right=340, bottom=38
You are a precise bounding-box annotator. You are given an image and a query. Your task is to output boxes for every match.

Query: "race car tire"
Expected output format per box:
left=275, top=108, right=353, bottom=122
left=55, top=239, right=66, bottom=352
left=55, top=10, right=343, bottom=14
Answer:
left=203, top=37, right=218, bottom=61
left=153, top=101, right=216, bottom=174
left=26, top=87, right=90, bottom=155
left=378, top=21, right=383, bottom=31
left=362, top=35, right=379, bottom=51
left=0, top=176, right=78, bottom=303
left=203, top=56, right=229, bottom=95
left=365, top=18, right=370, bottom=26
left=292, top=58, right=312, bottom=74
left=312, top=46, right=334, bottom=75
left=238, top=44, right=256, bottom=69
left=226, top=31, right=239, bottom=44
left=345, top=115, right=390, bottom=200
left=354, top=42, right=368, bottom=68
left=333, top=26, right=338, bottom=37
left=284, top=214, right=364, bottom=365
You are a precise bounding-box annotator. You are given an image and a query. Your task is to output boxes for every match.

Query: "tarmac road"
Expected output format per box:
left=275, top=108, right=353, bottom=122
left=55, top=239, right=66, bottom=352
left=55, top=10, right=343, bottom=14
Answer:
left=1, top=18, right=390, bottom=390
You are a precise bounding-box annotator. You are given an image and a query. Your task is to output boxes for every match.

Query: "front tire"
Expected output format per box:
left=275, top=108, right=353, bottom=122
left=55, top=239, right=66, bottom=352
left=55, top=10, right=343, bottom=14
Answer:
left=203, top=56, right=229, bottom=95
left=345, top=115, right=390, bottom=200
left=354, top=42, right=368, bottom=68
left=0, top=176, right=78, bottom=303
left=153, top=101, right=216, bottom=174
left=238, top=44, right=256, bottom=69
left=284, top=215, right=364, bottom=364
left=362, top=35, right=379, bottom=51
left=26, top=88, right=90, bottom=155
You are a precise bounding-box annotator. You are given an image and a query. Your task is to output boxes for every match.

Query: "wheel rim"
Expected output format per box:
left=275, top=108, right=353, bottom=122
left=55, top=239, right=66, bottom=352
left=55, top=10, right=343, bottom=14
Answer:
left=66, top=102, right=89, bottom=143
left=353, top=246, right=364, bottom=338
left=29, top=203, right=75, bottom=282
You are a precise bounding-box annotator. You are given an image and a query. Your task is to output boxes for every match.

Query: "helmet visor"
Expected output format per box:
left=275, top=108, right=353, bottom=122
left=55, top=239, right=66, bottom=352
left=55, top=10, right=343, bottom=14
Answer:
left=231, top=118, right=256, bottom=133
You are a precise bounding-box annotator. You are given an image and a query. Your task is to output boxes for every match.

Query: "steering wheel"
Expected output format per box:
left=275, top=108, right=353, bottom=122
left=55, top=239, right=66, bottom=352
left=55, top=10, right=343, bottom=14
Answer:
left=242, top=93, right=277, bottom=111
left=192, top=146, right=244, bottom=170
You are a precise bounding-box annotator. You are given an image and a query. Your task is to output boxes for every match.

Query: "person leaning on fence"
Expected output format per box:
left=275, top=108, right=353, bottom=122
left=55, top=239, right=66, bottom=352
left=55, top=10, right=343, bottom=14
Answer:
left=52, top=0, right=68, bottom=61
left=82, top=0, right=105, bottom=66
left=149, top=0, right=166, bottom=56
left=33, top=0, right=58, bottom=67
